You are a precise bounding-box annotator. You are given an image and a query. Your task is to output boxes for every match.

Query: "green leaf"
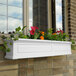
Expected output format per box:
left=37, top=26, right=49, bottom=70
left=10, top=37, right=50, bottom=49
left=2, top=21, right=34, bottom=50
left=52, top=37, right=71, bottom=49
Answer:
left=10, top=34, right=14, bottom=38
left=71, top=45, right=76, bottom=50
left=10, top=42, right=12, bottom=45
left=44, top=33, right=48, bottom=39
left=34, top=33, right=40, bottom=39
left=15, top=26, right=21, bottom=32
left=0, top=46, right=3, bottom=50
left=71, top=40, right=75, bottom=44
left=6, top=48, right=10, bottom=52
left=22, top=26, right=26, bottom=31
left=1, top=35, right=7, bottom=39
left=13, top=37, right=19, bottom=41
left=4, top=41, right=7, bottom=45
left=48, top=28, right=53, bottom=34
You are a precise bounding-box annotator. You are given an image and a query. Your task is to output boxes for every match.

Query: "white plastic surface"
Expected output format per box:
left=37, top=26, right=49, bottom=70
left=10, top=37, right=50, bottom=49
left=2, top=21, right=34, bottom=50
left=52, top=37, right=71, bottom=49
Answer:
left=5, top=39, right=72, bottom=59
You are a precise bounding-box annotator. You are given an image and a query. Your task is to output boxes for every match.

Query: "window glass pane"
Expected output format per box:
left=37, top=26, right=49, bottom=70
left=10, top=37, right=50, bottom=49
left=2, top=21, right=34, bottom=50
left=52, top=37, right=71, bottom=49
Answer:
left=29, top=0, right=33, bottom=29
left=0, top=16, right=7, bottom=33
left=0, top=0, right=23, bottom=33
left=8, top=17, right=23, bottom=32
left=56, top=0, right=62, bottom=30
left=8, top=0, right=22, bottom=7
left=8, top=6, right=22, bottom=19
left=0, top=4, right=7, bottom=16
left=0, top=0, right=7, bottom=4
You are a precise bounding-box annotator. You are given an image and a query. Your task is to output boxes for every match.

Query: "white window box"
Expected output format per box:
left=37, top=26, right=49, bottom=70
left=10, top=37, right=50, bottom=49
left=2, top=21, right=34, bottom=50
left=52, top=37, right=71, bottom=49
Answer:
left=5, top=39, right=72, bottom=59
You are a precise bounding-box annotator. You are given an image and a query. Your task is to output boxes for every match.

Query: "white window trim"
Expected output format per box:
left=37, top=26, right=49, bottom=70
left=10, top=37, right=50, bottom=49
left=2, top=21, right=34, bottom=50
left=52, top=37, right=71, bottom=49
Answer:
left=23, top=0, right=29, bottom=34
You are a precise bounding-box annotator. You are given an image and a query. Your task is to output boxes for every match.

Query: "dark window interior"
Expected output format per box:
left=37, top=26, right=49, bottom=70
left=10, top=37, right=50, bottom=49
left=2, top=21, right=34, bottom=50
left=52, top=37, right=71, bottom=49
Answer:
left=33, top=0, right=48, bottom=32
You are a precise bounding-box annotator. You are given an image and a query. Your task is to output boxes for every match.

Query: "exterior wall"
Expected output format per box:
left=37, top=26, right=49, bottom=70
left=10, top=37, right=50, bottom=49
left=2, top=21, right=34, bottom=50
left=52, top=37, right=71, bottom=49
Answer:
left=68, top=0, right=76, bottom=42
left=0, top=50, right=76, bottom=76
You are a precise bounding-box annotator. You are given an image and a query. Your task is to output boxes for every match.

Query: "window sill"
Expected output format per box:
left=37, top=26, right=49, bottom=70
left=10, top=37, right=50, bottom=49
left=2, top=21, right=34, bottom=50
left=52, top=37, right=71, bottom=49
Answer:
left=5, top=39, right=72, bottom=59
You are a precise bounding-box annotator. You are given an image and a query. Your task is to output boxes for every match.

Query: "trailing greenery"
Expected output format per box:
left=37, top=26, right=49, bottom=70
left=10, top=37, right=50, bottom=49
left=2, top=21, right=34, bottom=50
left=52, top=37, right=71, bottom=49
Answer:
left=0, top=26, right=27, bottom=52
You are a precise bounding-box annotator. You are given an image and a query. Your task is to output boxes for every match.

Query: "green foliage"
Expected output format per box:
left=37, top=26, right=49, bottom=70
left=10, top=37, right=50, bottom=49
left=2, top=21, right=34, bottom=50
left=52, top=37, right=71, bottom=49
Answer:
left=15, top=26, right=21, bottom=32
left=14, top=26, right=27, bottom=39
left=0, top=26, right=27, bottom=52
left=22, top=26, right=26, bottom=31
left=6, top=48, right=10, bottom=52
left=46, top=28, right=69, bottom=41
left=10, top=42, right=12, bottom=45
left=34, top=33, right=40, bottom=39
left=48, top=28, right=52, bottom=34
left=71, top=45, right=76, bottom=50
left=0, top=41, right=11, bottom=52
left=71, top=39, right=75, bottom=44
left=0, top=46, right=3, bottom=50
left=1, top=35, right=7, bottom=39
left=13, top=37, right=18, bottom=41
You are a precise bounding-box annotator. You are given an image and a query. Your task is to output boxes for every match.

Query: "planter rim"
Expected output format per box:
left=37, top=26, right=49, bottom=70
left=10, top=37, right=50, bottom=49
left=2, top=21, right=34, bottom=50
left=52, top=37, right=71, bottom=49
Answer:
left=13, top=38, right=72, bottom=44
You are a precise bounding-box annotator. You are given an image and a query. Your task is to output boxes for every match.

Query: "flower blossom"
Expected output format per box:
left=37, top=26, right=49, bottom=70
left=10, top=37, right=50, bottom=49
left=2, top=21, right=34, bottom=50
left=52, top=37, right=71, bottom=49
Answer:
left=30, top=26, right=38, bottom=35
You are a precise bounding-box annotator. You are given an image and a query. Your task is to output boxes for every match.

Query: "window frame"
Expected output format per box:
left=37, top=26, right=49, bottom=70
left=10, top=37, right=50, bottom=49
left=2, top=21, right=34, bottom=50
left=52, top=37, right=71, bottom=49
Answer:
left=48, top=0, right=67, bottom=33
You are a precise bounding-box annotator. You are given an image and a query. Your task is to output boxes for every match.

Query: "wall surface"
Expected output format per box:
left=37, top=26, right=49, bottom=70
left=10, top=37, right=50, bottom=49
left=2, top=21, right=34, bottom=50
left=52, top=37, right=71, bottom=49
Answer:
left=0, top=50, right=76, bottom=76
left=68, top=0, right=76, bottom=42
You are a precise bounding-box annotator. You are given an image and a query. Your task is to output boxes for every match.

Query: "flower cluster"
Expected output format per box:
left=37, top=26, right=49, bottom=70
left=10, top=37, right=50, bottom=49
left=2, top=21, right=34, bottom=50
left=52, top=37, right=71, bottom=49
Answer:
left=52, top=30, right=63, bottom=35
left=28, top=26, right=68, bottom=41
left=13, top=26, right=68, bottom=41
left=29, top=26, right=45, bottom=40
left=50, top=29, right=68, bottom=41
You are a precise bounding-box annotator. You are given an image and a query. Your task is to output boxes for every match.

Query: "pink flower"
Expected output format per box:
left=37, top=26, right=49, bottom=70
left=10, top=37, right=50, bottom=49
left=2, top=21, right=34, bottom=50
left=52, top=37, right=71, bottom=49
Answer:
left=57, top=31, right=60, bottom=34
left=30, top=26, right=38, bottom=35
left=57, top=31, right=60, bottom=33
left=30, top=30, right=35, bottom=35
left=31, top=26, right=36, bottom=32
left=56, top=30, right=64, bottom=35
left=34, top=26, right=39, bottom=29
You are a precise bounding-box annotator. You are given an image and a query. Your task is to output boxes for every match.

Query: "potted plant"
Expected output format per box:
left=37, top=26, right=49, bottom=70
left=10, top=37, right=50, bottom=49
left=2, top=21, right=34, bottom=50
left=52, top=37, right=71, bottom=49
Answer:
left=0, top=26, right=72, bottom=59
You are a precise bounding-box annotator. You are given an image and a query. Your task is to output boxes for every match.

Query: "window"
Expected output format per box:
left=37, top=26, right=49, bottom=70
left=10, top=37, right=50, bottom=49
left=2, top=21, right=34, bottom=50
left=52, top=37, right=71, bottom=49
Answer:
left=32, top=0, right=64, bottom=32
left=0, top=0, right=23, bottom=33
left=51, top=0, right=63, bottom=32
left=56, top=0, right=63, bottom=30
left=0, top=0, right=65, bottom=34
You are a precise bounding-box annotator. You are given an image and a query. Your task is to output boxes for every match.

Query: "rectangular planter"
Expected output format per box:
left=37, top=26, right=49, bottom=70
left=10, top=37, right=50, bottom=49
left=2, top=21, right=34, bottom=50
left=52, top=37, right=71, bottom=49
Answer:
left=5, top=39, right=72, bottom=59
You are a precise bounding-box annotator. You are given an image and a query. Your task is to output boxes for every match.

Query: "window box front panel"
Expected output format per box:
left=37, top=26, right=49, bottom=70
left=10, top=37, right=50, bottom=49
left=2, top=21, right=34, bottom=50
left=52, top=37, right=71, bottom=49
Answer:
left=5, top=39, right=72, bottom=59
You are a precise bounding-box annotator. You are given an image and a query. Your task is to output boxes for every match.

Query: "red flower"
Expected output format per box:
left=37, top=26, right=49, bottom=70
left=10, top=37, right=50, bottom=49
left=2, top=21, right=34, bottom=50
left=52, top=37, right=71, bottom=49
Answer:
left=34, top=26, right=39, bottom=30
left=57, top=31, right=60, bottom=34
left=30, top=30, right=35, bottom=35
left=56, top=30, right=64, bottom=35
left=30, top=26, right=38, bottom=35
left=57, top=31, right=60, bottom=33
left=31, top=26, right=36, bottom=32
